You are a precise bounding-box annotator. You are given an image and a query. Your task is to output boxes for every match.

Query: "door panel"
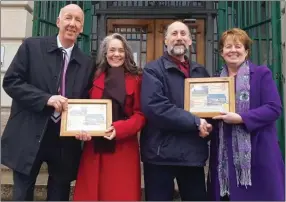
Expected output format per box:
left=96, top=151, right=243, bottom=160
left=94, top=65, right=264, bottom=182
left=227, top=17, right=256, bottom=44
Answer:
left=107, top=19, right=205, bottom=67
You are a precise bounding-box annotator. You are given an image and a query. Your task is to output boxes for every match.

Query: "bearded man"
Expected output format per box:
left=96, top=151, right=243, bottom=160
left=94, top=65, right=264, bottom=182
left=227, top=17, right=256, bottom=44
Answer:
left=140, top=21, right=213, bottom=201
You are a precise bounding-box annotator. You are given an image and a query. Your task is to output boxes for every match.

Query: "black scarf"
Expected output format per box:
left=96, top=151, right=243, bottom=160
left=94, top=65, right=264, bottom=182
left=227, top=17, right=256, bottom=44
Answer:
left=93, top=67, right=126, bottom=153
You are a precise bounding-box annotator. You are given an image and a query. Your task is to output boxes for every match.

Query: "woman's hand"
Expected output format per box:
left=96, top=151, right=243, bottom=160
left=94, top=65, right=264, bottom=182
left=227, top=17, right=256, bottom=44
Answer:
left=104, top=126, right=116, bottom=140
left=213, top=112, right=243, bottom=124
left=75, top=130, right=92, bottom=141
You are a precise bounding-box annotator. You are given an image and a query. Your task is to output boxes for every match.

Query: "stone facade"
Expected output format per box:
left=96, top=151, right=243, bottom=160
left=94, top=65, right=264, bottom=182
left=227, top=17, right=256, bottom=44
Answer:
left=1, top=1, right=34, bottom=135
left=1, top=1, right=34, bottom=107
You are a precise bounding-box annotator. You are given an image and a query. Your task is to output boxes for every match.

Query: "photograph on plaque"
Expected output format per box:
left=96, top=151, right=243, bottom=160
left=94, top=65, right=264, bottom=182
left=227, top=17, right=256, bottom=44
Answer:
left=60, top=99, right=112, bottom=136
left=184, top=77, right=235, bottom=118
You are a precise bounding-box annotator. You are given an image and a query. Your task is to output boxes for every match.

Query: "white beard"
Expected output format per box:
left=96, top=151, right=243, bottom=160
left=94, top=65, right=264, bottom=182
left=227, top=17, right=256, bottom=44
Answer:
left=168, top=45, right=187, bottom=56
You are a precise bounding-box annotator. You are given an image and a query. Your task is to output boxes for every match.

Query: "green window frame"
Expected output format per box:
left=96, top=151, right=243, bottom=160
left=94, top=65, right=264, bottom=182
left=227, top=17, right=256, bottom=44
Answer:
left=32, top=1, right=92, bottom=54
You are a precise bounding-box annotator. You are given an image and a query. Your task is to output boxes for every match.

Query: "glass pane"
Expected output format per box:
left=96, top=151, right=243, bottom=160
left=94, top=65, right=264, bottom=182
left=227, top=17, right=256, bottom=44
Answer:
left=129, top=41, right=141, bottom=64
left=191, top=53, right=197, bottom=62
left=142, top=34, right=146, bottom=40
left=142, top=41, right=146, bottom=52
left=141, top=53, right=146, bottom=68
left=191, top=41, right=197, bottom=53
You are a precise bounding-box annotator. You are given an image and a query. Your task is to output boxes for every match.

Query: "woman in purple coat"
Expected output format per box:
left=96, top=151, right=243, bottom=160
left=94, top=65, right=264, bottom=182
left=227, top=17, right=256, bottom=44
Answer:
left=208, top=28, right=285, bottom=201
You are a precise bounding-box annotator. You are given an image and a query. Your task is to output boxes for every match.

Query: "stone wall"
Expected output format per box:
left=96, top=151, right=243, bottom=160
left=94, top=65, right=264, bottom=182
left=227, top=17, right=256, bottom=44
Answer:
left=1, top=1, right=34, bottom=107
left=1, top=1, right=34, bottom=135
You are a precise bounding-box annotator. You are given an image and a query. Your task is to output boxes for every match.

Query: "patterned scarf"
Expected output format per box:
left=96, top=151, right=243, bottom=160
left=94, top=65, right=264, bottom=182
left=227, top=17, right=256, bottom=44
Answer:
left=218, top=61, right=252, bottom=196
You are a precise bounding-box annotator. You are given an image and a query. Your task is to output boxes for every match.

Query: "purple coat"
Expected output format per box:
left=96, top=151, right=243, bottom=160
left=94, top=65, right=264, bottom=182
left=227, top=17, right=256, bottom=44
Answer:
left=208, top=62, right=285, bottom=201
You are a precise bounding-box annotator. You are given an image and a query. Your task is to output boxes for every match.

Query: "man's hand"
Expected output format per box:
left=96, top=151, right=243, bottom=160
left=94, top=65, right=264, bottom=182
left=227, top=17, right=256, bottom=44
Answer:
left=47, top=95, right=68, bottom=113
left=199, top=118, right=212, bottom=138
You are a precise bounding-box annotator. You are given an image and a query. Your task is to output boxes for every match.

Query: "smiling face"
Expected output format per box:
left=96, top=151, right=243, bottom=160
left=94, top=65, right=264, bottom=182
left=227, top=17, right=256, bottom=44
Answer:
left=221, top=36, right=248, bottom=66
left=219, top=28, right=252, bottom=68
left=56, top=4, right=84, bottom=46
left=165, top=21, right=192, bottom=57
left=106, top=38, right=125, bottom=68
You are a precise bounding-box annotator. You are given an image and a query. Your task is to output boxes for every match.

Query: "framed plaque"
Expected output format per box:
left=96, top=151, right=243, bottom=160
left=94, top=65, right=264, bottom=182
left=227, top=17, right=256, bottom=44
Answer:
left=184, top=77, right=235, bottom=118
left=60, top=99, right=112, bottom=136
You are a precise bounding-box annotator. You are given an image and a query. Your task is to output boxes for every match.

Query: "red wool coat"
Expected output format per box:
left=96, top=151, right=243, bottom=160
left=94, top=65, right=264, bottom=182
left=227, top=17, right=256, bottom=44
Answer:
left=73, top=73, right=146, bottom=201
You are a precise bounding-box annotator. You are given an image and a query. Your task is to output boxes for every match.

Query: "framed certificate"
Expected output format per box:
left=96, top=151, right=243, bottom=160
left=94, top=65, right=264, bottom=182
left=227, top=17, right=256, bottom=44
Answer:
left=184, top=77, right=235, bottom=118
left=60, top=99, right=112, bottom=136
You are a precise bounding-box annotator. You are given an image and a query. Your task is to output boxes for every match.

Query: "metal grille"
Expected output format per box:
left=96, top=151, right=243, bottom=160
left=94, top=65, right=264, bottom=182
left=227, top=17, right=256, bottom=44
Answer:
left=107, top=1, right=205, bottom=8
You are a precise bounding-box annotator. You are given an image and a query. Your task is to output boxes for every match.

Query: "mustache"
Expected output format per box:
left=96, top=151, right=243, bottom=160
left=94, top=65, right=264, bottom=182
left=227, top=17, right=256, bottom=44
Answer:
left=174, top=43, right=186, bottom=47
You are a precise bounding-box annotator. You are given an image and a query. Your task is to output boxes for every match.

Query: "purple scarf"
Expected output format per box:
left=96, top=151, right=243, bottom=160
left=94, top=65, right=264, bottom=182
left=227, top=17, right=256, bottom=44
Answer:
left=218, top=61, right=252, bottom=196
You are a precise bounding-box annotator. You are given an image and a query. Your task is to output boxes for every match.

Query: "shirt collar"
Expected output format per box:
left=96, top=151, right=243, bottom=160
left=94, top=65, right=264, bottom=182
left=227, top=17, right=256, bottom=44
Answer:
left=165, top=52, right=189, bottom=66
left=57, top=35, right=74, bottom=59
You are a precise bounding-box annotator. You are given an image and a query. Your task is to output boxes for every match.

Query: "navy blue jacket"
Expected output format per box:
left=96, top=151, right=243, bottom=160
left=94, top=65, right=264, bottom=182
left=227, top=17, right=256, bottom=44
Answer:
left=140, top=53, right=210, bottom=166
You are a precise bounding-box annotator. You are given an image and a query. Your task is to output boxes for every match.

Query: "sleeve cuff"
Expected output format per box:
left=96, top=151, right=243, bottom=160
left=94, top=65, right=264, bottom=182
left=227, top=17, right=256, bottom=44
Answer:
left=194, top=116, right=201, bottom=131
left=239, top=112, right=252, bottom=133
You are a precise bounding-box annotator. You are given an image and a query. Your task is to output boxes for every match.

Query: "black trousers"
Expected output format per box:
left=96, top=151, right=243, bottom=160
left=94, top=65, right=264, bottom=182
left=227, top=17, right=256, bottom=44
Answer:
left=12, top=120, right=71, bottom=201
left=143, top=162, right=207, bottom=201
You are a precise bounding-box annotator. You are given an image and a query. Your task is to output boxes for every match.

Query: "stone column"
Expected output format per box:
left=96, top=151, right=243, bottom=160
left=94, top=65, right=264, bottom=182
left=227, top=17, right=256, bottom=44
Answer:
left=1, top=1, right=34, bottom=133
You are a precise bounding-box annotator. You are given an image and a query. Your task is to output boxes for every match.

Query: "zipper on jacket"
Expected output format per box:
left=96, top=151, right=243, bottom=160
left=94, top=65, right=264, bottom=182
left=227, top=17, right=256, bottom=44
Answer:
left=38, top=117, right=50, bottom=143
left=157, top=145, right=161, bottom=155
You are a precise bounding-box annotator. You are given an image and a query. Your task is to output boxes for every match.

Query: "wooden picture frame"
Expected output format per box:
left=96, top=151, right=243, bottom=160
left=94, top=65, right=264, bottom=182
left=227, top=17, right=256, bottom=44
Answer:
left=184, top=77, right=235, bottom=118
left=60, top=99, right=112, bottom=136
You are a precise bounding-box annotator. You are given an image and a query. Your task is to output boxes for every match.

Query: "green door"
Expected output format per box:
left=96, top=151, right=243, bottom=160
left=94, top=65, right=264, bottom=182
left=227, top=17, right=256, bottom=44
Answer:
left=32, top=1, right=92, bottom=54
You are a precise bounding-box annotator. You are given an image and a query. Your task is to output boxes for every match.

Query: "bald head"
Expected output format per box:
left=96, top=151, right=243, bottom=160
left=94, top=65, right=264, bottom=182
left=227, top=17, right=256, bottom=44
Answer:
left=56, top=4, right=84, bottom=48
left=58, top=4, right=84, bottom=22
left=165, top=21, right=190, bottom=38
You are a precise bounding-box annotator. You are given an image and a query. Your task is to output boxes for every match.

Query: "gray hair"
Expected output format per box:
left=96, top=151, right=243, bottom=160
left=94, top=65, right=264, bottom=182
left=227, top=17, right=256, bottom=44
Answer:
left=95, top=33, right=142, bottom=77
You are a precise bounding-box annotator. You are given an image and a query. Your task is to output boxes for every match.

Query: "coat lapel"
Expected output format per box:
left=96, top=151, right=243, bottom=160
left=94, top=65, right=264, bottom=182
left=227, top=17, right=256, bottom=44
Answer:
left=91, top=73, right=105, bottom=98
left=249, top=62, right=257, bottom=110
left=44, top=36, right=62, bottom=94
left=43, top=36, right=85, bottom=96
left=65, top=46, right=83, bottom=97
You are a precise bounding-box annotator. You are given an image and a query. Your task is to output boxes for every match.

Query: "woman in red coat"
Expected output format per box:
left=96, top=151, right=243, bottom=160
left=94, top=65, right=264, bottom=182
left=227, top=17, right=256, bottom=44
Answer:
left=73, top=33, right=146, bottom=201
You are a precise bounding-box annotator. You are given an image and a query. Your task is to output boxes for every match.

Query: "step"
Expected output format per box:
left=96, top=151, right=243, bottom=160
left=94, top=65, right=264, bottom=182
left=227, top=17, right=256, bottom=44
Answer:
left=1, top=169, right=181, bottom=201
left=1, top=163, right=48, bottom=173
left=1, top=171, right=75, bottom=201
left=1, top=162, right=208, bottom=201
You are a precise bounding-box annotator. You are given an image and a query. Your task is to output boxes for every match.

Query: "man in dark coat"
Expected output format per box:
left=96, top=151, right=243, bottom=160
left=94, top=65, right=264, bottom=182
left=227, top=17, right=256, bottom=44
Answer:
left=1, top=4, right=94, bottom=201
left=140, top=21, right=213, bottom=201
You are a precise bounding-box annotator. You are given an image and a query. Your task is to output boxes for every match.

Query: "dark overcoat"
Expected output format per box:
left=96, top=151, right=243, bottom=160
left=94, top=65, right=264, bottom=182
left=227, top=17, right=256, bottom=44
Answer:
left=1, top=35, right=94, bottom=181
left=140, top=53, right=211, bottom=167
